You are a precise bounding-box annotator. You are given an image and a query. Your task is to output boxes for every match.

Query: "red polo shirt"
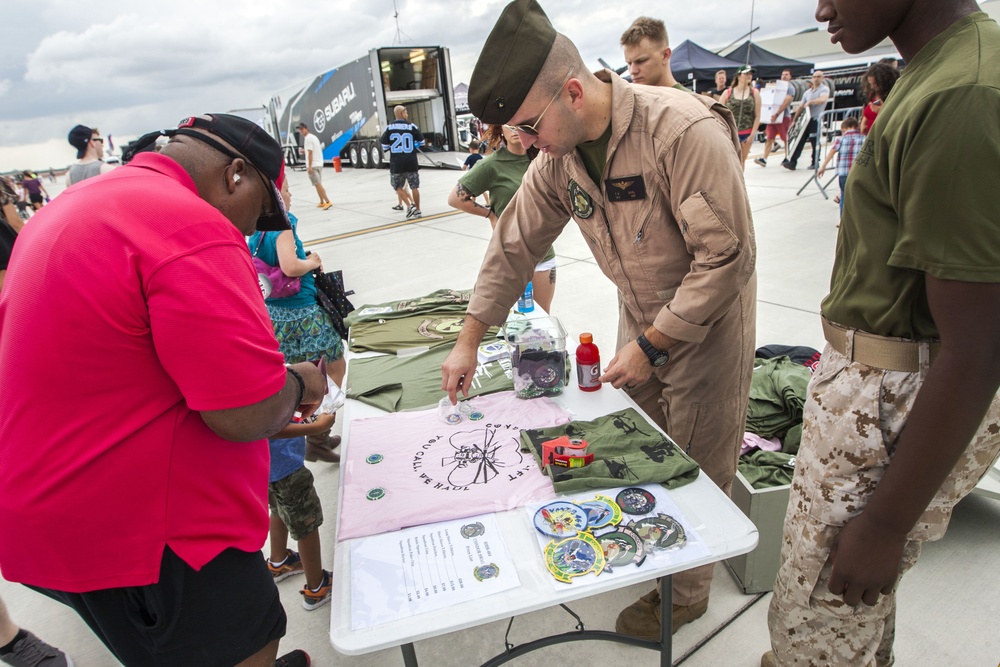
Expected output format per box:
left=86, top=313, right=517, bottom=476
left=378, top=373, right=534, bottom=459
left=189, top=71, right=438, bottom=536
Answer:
left=0, top=153, right=286, bottom=592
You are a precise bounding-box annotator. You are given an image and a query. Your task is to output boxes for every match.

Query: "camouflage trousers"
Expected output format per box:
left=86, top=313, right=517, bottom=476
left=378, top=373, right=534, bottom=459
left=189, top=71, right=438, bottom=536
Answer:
left=768, top=343, right=1000, bottom=666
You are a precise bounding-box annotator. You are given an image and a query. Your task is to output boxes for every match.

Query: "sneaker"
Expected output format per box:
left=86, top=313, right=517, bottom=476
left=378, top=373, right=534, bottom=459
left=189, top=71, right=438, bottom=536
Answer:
left=772, top=141, right=783, bottom=151
left=267, top=549, right=303, bottom=582
left=0, top=630, right=73, bottom=667
left=274, top=649, right=310, bottom=667
left=409, top=208, right=422, bottom=218
left=781, top=160, right=795, bottom=171
left=315, top=203, right=325, bottom=208
left=754, top=157, right=767, bottom=168
left=391, top=204, right=404, bottom=211
left=321, top=202, right=332, bottom=210
left=301, top=569, right=333, bottom=611
left=405, top=205, right=417, bottom=218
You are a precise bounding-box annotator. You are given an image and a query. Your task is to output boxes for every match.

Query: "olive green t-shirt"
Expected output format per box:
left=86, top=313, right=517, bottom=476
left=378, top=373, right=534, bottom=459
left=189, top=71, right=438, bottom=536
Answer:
left=821, top=13, right=1000, bottom=339
left=459, top=147, right=556, bottom=263
left=576, top=122, right=612, bottom=186
left=345, top=288, right=471, bottom=327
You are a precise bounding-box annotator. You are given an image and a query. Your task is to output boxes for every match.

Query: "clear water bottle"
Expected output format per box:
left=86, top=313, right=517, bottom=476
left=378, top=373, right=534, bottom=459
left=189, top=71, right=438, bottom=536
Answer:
left=517, top=281, right=534, bottom=313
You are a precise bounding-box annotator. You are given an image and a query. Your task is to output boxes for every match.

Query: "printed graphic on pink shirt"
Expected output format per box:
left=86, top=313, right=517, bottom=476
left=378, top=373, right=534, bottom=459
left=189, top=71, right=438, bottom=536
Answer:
left=339, top=392, right=570, bottom=540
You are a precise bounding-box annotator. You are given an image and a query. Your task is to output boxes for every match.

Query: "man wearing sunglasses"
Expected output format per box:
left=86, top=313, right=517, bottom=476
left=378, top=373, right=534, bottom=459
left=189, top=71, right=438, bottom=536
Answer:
left=0, top=114, right=326, bottom=666
left=441, top=0, right=756, bottom=639
left=66, top=124, right=116, bottom=186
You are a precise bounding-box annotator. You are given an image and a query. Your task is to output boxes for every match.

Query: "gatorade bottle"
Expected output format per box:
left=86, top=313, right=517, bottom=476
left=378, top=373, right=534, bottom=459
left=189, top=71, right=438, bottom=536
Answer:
left=576, top=333, right=601, bottom=391
left=517, top=281, right=534, bottom=313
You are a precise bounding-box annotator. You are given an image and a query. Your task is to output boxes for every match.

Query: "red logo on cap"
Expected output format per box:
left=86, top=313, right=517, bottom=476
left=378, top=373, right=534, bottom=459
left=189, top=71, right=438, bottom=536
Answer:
left=178, top=117, right=196, bottom=128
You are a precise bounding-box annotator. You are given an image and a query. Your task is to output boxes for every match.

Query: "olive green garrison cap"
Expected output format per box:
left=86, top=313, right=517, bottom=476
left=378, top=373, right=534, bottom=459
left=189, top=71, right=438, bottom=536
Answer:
left=468, top=0, right=557, bottom=125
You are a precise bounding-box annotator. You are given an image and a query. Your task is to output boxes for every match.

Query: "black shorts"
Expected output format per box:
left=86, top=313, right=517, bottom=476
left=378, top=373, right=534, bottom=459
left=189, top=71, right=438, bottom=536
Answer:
left=28, top=193, right=43, bottom=204
left=30, top=546, right=286, bottom=667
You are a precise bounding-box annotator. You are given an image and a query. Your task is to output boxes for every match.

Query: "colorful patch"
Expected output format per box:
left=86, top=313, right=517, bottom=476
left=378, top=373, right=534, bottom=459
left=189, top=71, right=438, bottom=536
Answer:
left=544, top=532, right=606, bottom=583
left=460, top=522, right=486, bottom=539
left=569, top=180, right=594, bottom=219
left=365, top=453, right=384, bottom=465
left=533, top=501, right=588, bottom=538
left=474, top=563, right=500, bottom=581
left=616, top=487, right=656, bottom=515
left=366, top=487, right=386, bottom=501
left=628, top=514, right=686, bottom=551
left=579, top=495, right=622, bottom=530
left=444, top=413, right=462, bottom=425
left=469, top=411, right=485, bottom=421
left=597, top=526, right=646, bottom=571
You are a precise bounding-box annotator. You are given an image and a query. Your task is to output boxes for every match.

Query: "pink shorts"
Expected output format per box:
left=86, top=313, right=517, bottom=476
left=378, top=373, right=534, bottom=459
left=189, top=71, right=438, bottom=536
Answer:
left=766, top=118, right=791, bottom=141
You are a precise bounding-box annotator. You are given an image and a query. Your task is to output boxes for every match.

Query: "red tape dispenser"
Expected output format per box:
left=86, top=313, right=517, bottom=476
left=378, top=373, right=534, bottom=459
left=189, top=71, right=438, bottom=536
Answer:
left=541, top=436, right=594, bottom=468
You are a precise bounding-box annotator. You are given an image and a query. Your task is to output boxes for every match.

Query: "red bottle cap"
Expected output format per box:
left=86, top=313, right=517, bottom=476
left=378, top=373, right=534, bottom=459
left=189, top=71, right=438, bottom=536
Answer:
left=579, top=332, right=593, bottom=344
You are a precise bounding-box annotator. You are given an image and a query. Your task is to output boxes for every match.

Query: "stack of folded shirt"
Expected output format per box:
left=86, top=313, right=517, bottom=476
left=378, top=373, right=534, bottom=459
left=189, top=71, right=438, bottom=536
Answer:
left=346, top=288, right=488, bottom=354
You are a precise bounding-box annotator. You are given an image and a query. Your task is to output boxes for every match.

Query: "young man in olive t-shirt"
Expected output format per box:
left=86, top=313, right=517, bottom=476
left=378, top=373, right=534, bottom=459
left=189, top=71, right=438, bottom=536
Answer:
left=765, top=2, right=1000, bottom=666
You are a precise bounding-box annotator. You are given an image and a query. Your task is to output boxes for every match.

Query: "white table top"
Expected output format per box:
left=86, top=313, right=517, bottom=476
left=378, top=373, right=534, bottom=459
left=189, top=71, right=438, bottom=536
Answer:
left=329, top=352, right=759, bottom=656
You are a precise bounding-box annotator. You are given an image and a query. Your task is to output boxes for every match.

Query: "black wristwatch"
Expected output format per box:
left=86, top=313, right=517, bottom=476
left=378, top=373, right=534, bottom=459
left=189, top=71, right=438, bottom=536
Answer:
left=636, top=333, right=670, bottom=367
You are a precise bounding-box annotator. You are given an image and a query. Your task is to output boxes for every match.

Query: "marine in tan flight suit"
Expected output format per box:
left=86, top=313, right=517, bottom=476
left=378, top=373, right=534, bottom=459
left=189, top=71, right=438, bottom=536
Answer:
left=440, top=0, right=757, bottom=638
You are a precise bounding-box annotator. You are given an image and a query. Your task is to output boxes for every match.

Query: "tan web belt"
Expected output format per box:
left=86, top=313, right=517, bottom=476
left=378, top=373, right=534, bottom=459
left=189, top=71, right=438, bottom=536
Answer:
left=822, top=317, right=939, bottom=373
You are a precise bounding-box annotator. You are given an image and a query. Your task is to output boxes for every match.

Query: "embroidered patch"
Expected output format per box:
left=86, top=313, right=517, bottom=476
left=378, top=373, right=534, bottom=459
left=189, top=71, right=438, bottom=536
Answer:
left=569, top=180, right=594, bottom=219
left=474, top=563, right=500, bottom=581
left=365, top=454, right=384, bottom=465
left=461, top=522, right=486, bottom=538
left=366, top=487, right=386, bottom=501
left=605, top=175, right=647, bottom=202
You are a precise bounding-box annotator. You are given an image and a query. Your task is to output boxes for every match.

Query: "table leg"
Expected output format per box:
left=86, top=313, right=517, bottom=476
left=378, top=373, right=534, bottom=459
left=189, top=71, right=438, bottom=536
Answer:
left=400, top=642, right=419, bottom=667
left=660, top=574, right=672, bottom=667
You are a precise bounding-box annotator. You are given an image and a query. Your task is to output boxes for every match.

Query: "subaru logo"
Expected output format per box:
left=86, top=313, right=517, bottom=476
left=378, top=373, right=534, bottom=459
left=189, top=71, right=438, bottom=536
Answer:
left=313, top=109, right=326, bottom=133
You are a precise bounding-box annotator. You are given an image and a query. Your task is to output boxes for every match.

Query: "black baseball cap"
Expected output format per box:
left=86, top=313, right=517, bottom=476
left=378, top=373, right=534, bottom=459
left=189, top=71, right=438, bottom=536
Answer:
left=68, top=124, right=94, bottom=159
left=123, top=113, right=289, bottom=231
left=295, top=122, right=308, bottom=130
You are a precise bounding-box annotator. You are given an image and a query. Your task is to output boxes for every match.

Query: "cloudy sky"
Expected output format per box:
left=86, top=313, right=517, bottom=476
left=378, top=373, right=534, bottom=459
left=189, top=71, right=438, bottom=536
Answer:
left=1, top=0, right=822, bottom=172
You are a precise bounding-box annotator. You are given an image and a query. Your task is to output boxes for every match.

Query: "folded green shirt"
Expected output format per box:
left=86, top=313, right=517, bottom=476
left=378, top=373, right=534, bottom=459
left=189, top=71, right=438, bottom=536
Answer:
left=520, top=408, right=700, bottom=493
left=346, top=344, right=512, bottom=412
left=738, top=450, right=796, bottom=489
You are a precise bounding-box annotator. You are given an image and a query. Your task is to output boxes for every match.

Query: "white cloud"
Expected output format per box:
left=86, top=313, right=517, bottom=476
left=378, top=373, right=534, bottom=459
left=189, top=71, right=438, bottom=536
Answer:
left=1, top=0, right=825, bottom=170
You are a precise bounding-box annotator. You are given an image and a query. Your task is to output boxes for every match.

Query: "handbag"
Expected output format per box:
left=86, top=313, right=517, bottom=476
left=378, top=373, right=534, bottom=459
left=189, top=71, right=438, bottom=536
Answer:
left=313, top=269, right=355, bottom=340
left=252, top=234, right=301, bottom=300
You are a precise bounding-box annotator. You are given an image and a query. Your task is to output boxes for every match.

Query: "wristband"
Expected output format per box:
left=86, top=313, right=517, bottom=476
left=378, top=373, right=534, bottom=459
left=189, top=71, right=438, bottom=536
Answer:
left=286, top=366, right=306, bottom=408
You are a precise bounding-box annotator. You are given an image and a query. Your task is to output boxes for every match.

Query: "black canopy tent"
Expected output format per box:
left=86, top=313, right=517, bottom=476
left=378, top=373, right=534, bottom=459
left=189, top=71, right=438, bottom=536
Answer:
left=669, top=40, right=745, bottom=90
left=723, top=41, right=814, bottom=79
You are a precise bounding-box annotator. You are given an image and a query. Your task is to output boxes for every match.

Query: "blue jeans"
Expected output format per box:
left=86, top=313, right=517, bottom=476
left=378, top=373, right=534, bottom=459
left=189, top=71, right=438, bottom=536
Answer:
left=839, top=174, right=848, bottom=216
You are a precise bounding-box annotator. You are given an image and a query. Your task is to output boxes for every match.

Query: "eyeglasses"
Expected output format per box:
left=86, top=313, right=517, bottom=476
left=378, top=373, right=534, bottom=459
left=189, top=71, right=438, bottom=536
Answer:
left=507, top=69, right=574, bottom=137
left=92, top=137, right=104, bottom=143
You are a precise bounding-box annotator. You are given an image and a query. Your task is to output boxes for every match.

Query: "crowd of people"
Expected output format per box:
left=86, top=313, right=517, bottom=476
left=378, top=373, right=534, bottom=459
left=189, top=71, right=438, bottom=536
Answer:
left=0, top=1, right=997, bottom=667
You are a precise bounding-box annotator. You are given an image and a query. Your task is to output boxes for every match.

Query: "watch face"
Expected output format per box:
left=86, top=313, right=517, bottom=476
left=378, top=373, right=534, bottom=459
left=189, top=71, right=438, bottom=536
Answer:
left=652, top=353, right=669, bottom=367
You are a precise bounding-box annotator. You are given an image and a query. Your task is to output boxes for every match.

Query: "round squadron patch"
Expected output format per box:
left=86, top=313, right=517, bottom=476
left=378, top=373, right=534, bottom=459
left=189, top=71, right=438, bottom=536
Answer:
left=629, top=514, right=687, bottom=551
left=365, top=454, right=384, bottom=465
left=366, top=487, right=386, bottom=501
left=616, top=487, right=656, bottom=515
left=569, top=180, right=594, bottom=219
left=474, top=563, right=500, bottom=581
left=461, top=522, right=486, bottom=539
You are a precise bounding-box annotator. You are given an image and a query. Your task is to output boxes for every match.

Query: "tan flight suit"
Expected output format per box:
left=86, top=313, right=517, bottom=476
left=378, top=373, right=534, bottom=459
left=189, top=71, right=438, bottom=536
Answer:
left=468, top=71, right=757, bottom=605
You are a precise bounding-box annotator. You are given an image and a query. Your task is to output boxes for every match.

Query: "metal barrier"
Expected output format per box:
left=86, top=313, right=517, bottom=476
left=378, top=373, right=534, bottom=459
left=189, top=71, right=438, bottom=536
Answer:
left=797, top=105, right=863, bottom=198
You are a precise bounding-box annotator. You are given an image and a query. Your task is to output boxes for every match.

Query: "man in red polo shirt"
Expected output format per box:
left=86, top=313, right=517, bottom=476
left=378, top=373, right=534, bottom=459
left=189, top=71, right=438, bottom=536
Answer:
left=0, top=114, right=326, bottom=667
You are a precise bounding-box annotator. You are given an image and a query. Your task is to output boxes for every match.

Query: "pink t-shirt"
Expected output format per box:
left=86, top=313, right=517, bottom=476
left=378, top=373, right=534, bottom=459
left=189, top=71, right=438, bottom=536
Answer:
left=0, top=153, right=287, bottom=592
left=339, top=392, right=570, bottom=540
